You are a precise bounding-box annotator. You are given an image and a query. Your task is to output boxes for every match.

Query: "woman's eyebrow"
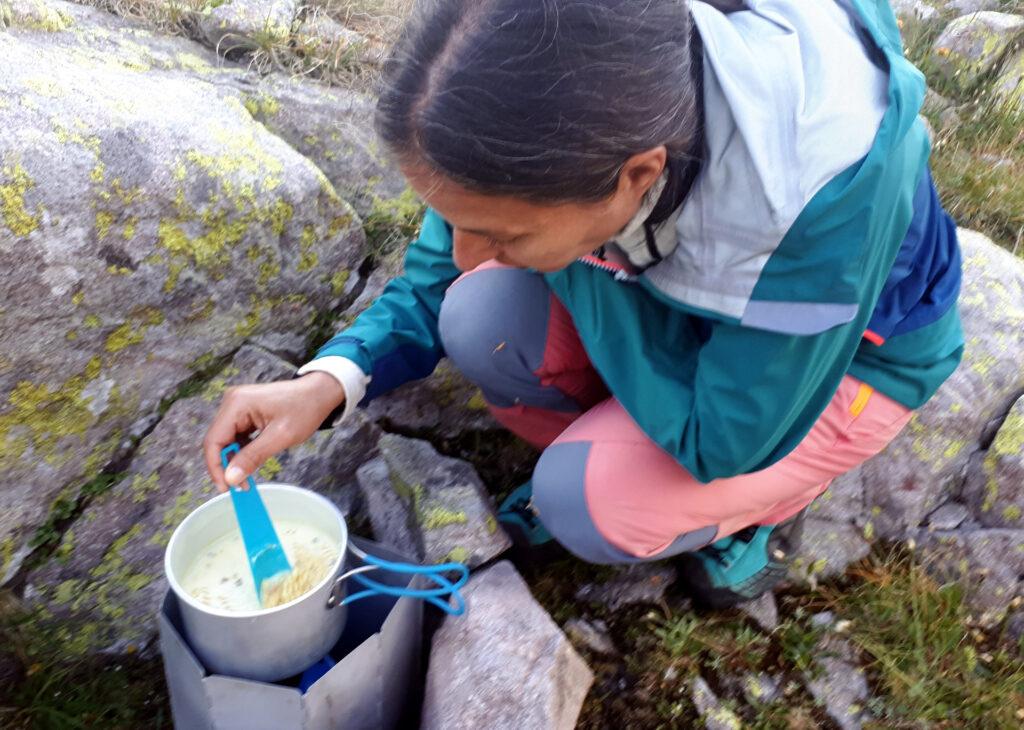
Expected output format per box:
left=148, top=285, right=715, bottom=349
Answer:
left=461, top=227, right=524, bottom=239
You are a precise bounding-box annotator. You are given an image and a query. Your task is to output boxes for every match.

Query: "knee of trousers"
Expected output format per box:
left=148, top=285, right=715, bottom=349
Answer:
left=531, top=442, right=718, bottom=565
left=438, top=267, right=577, bottom=411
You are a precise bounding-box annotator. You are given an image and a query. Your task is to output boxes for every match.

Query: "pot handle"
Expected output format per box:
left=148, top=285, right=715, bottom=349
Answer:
left=327, top=548, right=470, bottom=616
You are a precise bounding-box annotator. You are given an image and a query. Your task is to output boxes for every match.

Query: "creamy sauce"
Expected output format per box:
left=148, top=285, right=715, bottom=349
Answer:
left=181, top=520, right=340, bottom=612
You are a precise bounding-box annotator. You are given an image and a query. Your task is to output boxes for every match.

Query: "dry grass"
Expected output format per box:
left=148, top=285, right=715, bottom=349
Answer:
left=72, top=0, right=415, bottom=88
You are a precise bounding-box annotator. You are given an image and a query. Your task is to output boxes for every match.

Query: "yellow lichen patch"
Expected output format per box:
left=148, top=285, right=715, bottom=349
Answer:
left=0, top=370, right=99, bottom=469
left=83, top=313, right=101, bottom=328
left=173, top=52, right=211, bottom=74
left=13, top=0, right=74, bottom=32
left=297, top=225, right=319, bottom=272
left=24, top=76, right=63, bottom=98
left=104, top=307, right=164, bottom=353
left=269, top=200, right=293, bottom=236
left=72, top=291, right=84, bottom=306
left=329, top=213, right=358, bottom=236
left=105, top=322, right=143, bottom=352
left=85, top=356, right=102, bottom=380
left=258, top=456, right=282, bottom=480
left=241, top=90, right=282, bottom=118
left=201, top=366, right=240, bottom=402
left=52, top=120, right=101, bottom=156
left=95, top=210, right=114, bottom=239
left=330, top=269, right=350, bottom=297
left=129, top=473, right=160, bottom=504
left=233, top=296, right=262, bottom=339
left=122, top=216, right=137, bottom=241
left=1, top=162, right=42, bottom=237
left=990, top=409, right=1024, bottom=459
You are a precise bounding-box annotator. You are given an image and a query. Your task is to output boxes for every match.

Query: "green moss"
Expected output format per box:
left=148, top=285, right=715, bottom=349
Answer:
left=1, top=162, right=42, bottom=237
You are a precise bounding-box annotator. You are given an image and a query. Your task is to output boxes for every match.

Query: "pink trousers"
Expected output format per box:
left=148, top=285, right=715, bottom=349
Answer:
left=438, top=264, right=912, bottom=564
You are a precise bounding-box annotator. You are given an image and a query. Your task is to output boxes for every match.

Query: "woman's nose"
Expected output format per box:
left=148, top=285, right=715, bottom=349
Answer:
left=452, top=229, right=495, bottom=272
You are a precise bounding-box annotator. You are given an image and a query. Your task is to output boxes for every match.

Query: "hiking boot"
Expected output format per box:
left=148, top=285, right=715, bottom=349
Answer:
left=497, top=481, right=554, bottom=549
left=676, top=508, right=807, bottom=609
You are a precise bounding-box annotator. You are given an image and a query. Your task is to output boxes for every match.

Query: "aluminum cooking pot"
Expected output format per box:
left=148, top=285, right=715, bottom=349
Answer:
left=164, top=483, right=468, bottom=683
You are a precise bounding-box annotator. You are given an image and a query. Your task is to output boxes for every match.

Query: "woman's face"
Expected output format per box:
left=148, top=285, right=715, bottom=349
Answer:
left=400, top=149, right=665, bottom=273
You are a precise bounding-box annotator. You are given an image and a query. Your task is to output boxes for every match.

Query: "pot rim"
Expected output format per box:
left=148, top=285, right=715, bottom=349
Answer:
left=164, top=482, right=349, bottom=619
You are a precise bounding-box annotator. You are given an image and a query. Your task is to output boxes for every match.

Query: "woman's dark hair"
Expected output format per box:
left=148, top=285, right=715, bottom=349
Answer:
left=375, top=0, right=704, bottom=205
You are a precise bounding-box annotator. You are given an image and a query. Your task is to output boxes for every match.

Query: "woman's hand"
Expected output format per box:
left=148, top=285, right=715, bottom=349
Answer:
left=203, top=372, right=346, bottom=492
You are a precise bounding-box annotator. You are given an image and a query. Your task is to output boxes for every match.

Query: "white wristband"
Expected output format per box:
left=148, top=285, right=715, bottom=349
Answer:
left=296, top=356, right=371, bottom=424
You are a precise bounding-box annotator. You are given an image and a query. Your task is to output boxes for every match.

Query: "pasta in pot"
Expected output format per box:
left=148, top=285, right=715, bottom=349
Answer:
left=181, top=520, right=340, bottom=612
left=260, top=550, right=334, bottom=608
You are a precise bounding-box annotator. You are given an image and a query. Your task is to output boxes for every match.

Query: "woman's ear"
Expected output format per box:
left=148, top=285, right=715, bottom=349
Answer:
left=617, top=146, right=668, bottom=202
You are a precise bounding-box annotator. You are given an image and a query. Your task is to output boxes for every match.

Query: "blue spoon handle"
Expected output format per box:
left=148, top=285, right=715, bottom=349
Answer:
left=221, top=444, right=291, bottom=597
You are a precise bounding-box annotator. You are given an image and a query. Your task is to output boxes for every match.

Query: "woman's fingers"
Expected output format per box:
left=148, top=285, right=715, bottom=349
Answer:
left=203, top=387, right=259, bottom=492
left=221, top=420, right=292, bottom=489
left=202, top=374, right=347, bottom=492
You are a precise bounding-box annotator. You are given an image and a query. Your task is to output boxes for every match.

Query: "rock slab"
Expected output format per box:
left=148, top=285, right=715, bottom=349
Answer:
left=963, top=393, right=1024, bottom=528
left=0, top=0, right=364, bottom=580
left=199, top=0, right=298, bottom=51
left=931, top=11, right=1024, bottom=91
left=23, top=346, right=374, bottom=656
left=356, top=433, right=511, bottom=567
left=421, top=561, right=593, bottom=730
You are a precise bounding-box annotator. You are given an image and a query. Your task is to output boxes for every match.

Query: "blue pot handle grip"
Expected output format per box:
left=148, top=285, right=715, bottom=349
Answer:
left=328, top=546, right=470, bottom=616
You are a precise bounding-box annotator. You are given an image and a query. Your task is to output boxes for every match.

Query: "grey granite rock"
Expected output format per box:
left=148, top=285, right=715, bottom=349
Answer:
left=691, top=675, right=742, bottom=730
left=963, top=394, right=1024, bottom=528
left=575, top=564, right=678, bottom=611
left=564, top=617, right=617, bottom=655
left=356, top=433, right=511, bottom=567
left=0, top=0, right=364, bottom=580
left=421, top=561, right=593, bottom=730
left=23, top=346, right=375, bottom=656
left=738, top=591, right=779, bottom=632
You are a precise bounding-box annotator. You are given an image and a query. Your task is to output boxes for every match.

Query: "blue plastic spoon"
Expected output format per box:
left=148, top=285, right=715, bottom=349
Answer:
left=221, top=444, right=291, bottom=604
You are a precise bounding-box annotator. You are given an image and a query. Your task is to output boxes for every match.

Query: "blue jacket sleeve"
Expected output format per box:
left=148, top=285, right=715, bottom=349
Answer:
left=312, top=208, right=459, bottom=404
